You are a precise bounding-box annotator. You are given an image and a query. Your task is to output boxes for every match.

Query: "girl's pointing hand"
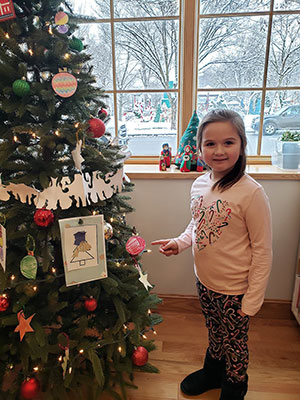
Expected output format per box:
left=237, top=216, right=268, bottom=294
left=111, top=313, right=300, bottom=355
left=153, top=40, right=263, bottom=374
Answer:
left=151, top=239, right=179, bottom=256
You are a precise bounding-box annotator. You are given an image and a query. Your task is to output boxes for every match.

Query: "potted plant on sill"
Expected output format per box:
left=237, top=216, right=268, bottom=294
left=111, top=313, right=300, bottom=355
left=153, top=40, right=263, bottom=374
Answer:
left=280, top=130, right=300, bottom=169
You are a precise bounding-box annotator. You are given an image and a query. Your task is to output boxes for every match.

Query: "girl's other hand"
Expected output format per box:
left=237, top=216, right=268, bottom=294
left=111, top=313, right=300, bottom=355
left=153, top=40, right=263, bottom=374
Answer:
left=151, top=239, right=179, bottom=256
left=237, top=309, right=247, bottom=317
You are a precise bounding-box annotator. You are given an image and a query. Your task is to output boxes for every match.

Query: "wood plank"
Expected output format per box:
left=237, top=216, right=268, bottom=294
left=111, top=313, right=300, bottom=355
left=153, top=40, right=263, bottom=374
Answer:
left=100, top=296, right=300, bottom=399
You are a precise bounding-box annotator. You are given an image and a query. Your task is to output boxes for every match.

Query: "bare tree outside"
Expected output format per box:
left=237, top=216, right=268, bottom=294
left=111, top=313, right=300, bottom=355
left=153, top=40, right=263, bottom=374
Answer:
left=68, top=0, right=299, bottom=156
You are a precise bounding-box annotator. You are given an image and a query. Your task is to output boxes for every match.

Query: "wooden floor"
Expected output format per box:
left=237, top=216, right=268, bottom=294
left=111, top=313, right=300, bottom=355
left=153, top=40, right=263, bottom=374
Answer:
left=103, top=296, right=300, bottom=400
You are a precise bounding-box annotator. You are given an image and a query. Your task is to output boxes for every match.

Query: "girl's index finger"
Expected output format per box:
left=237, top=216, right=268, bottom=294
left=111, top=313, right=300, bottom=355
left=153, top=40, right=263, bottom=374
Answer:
left=151, top=240, right=168, bottom=245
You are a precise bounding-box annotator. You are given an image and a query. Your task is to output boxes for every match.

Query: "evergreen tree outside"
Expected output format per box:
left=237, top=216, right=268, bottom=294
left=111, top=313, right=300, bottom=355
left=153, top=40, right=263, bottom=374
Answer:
left=0, top=1, right=162, bottom=399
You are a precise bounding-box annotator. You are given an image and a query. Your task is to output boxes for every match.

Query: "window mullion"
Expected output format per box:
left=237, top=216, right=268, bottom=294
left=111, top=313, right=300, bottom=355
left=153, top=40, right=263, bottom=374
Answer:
left=179, top=0, right=199, bottom=139
left=257, top=0, right=275, bottom=155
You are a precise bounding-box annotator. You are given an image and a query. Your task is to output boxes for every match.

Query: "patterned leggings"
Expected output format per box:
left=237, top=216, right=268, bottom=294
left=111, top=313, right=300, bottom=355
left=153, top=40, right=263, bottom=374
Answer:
left=197, top=281, right=250, bottom=383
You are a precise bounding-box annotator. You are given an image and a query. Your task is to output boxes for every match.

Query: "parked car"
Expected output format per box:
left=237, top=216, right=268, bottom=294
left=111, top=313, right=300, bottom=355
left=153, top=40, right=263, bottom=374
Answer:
left=251, top=105, right=300, bottom=135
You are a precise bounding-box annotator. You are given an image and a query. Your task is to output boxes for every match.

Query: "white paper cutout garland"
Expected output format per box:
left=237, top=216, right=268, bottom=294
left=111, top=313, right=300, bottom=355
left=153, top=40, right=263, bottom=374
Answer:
left=0, top=168, right=123, bottom=210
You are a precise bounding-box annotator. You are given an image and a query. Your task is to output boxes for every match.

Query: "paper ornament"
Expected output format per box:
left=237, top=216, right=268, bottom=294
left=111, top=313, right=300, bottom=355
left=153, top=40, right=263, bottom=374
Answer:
left=71, top=140, right=85, bottom=170
left=126, top=236, right=146, bottom=256
left=14, top=310, right=35, bottom=341
left=137, top=265, right=153, bottom=290
left=55, top=11, right=69, bottom=25
left=0, top=0, right=16, bottom=22
left=59, top=215, right=107, bottom=287
left=61, top=347, right=69, bottom=379
left=51, top=72, right=77, bottom=98
left=0, top=168, right=124, bottom=210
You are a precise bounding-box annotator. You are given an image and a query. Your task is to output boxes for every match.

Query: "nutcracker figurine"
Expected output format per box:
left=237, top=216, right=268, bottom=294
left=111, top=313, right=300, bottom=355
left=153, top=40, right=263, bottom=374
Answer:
left=161, top=143, right=172, bottom=167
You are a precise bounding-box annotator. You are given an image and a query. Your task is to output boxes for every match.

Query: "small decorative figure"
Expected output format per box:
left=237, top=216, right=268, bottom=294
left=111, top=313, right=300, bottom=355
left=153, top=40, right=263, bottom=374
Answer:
left=161, top=143, right=172, bottom=167
left=196, top=156, right=206, bottom=172
left=159, top=156, right=167, bottom=171
left=180, top=145, right=192, bottom=172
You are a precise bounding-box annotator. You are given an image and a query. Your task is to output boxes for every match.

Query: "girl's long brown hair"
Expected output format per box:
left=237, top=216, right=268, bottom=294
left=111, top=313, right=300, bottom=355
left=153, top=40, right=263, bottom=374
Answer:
left=197, top=109, right=247, bottom=192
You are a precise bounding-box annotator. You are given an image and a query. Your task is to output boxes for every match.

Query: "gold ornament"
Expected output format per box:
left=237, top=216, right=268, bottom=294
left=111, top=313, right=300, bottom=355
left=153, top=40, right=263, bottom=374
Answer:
left=104, top=222, right=113, bottom=240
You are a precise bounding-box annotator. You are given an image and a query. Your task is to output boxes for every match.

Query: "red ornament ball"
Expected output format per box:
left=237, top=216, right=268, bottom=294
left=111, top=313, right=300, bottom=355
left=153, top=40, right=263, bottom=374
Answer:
left=20, top=377, right=40, bottom=399
left=126, top=236, right=146, bottom=256
left=98, top=108, right=108, bottom=117
left=88, top=118, right=106, bottom=138
left=0, top=294, right=9, bottom=312
left=34, top=209, right=54, bottom=227
left=84, top=297, right=97, bottom=312
left=132, top=346, right=148, bottom=366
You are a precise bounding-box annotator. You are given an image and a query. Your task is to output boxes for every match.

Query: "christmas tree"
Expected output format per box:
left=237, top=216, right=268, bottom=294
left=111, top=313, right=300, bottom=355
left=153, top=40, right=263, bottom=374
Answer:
left=0, top=1, right=162, bottom=399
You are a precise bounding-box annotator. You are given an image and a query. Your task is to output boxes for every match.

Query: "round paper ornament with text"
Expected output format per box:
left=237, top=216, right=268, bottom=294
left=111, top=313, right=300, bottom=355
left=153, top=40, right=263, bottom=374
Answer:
left=55, top=11, right=69, bottom=26
left=126, top=236, right=146, bottom=256
left=52, top=72, right=77, bottom=98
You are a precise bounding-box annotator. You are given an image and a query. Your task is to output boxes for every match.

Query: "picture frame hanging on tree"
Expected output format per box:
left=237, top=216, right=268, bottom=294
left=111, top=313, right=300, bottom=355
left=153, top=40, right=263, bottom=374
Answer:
left=59, top=215, right=107, bottom=286
left=0, top=0, right=16, bottom=22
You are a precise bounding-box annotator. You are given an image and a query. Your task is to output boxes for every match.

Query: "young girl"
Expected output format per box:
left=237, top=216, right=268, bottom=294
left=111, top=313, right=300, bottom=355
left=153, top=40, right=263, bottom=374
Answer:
left=152, top=109, right=272, bottom=400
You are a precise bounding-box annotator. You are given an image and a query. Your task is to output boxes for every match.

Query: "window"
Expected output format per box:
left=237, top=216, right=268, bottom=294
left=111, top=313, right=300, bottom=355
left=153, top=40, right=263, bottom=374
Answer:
left=196, top=0, right=300, bottom=158
left=70, top=0, right=180, bottom=158
left=69, top=1, right=300, bottom=161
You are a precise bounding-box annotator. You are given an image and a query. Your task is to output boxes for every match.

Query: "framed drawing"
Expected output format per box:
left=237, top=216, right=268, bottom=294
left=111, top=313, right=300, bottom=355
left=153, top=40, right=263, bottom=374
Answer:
left=59, top=215, right=107, bottom=286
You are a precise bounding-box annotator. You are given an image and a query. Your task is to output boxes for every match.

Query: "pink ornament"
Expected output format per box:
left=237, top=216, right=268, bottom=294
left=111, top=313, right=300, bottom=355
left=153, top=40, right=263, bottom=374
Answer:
left=88, top=118, right=106, bottom=138
left=126, top=236, right=146, bottom=256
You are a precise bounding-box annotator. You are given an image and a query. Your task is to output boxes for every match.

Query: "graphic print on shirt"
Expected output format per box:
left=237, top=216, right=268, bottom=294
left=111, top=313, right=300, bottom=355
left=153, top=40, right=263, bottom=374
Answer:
left=191, top=195, right=232, bottom=251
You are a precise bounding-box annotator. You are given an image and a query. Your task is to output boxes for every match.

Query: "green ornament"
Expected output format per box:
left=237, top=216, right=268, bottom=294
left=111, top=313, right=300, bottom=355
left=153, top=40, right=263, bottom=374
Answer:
left=69, top=37, right=84, bottom=52
left=20, top=255, right=37, bottom=279
left=12, top=79, right=30, bottom=97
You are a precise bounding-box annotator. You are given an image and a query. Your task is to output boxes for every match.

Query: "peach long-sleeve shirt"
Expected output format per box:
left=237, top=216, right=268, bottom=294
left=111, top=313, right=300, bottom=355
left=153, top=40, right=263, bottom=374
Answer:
left=174, top=173, right=272, bottom=316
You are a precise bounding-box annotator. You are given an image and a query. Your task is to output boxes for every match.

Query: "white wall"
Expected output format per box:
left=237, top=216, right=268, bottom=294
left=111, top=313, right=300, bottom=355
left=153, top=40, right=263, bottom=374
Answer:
left=126, top=178, right=300, bottom=300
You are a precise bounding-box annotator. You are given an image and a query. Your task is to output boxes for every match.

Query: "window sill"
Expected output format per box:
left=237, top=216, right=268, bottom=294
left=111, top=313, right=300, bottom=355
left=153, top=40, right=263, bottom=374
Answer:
left=124, top=164, right=300, bottom=180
